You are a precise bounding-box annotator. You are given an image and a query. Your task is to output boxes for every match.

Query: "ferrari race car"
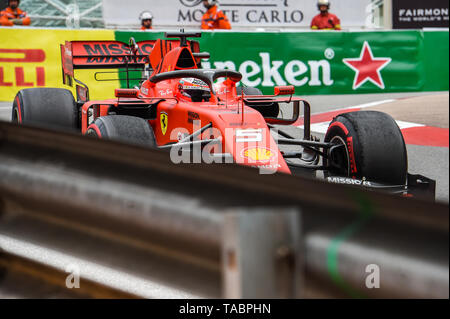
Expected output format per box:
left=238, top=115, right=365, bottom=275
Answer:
left=11, top=32, right=435, bottom=199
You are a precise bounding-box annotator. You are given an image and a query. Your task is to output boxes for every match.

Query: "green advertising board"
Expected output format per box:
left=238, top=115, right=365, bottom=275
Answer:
left=115, top=30, right=448, bottom=95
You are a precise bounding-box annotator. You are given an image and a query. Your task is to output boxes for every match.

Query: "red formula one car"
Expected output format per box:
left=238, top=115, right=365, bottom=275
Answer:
left=11, top=32, right=435, bottom=199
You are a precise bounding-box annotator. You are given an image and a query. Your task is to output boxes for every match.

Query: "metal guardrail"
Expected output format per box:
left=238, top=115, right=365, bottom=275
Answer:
left=0, top=121, right=448, bottom=298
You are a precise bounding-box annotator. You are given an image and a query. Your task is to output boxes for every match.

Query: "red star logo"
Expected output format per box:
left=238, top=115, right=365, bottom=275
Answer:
left=343, top=41, right=391, bottom=90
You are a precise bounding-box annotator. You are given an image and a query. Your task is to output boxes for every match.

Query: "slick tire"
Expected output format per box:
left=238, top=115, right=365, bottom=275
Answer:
left=86, top=115, right=157, bottom=147
left=324, top=111, right=407, bottom=185
left=236, top=86, right=279, bottom=118
left=12, top=88, right=78, bottom=131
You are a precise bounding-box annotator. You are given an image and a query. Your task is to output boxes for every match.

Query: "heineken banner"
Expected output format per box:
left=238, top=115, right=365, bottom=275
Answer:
left=0, top=28, right=448, bottom=101
left=115, top=30, right=449, bottom=95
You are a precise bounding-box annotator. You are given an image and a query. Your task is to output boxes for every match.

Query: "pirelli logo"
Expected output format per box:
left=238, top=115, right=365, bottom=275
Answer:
left=0, top=48, right=46, bottom=87
left=79, top=43, right=153, bottom=64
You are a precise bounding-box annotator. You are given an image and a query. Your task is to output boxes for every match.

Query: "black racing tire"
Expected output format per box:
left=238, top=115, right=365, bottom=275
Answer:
left=324, top=111, right=407, bottom=185
left=236, top=86, right=279, bottom=118
left=12, top=88, right=78, bottom=131
left=86, top=115, right=156, bottom=147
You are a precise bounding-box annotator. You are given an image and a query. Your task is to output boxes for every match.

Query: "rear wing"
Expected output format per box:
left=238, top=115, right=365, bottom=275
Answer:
left=60, top=37, right=201, bottom=101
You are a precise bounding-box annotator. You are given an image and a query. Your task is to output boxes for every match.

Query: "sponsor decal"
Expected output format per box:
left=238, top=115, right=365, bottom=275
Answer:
left=177, top=0, right=304, bottom=26
left=327, top=176, right=372, bottom=186
left=0, top=28, right=118, bottom=101
left=203, top=52, right=334, bottom=89
left=77, top=42, right=153, bottom=65
left=0, top=48, right=46, bottom=88
left=187, top=111, right=200, bottom=123
left=343, top=41, right=391, bottom=90
left=229, top=122, right=257, bottom=126
left=216, top=87, right=230, bottom=95
left=160, top=112, right=169, bottom=135
left=242, top=147, right=275, bottom=162
left=84, top=56, right=148, bottom=64
left=393, top=0, right=449, bottom=29
left=236, top=128, right=263, bottom=143
left=252, top=163, right=281, bottom=170
left=82, top=43, right=153, bottom=56
left=158, top=89, right=173, bottom=96
left=346, top=136, right=357, bottom=174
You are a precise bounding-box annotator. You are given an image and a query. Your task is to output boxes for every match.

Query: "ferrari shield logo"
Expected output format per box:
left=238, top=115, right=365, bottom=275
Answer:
left=160, top=112, right=168, bottom=135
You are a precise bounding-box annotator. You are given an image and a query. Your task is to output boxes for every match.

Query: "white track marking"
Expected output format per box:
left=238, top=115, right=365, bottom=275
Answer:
left=395, top=120, right=425, bottom=129
left=306, top=99, right=396, bottom=117
left=297, top=99, right=424, bottom=134
left=343, top=99, right=396, bottom=110
left=299, top=120, right=424, bottom=135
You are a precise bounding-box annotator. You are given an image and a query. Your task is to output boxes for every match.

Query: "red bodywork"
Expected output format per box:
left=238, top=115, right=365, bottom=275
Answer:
left=60, top=34, right=309, bottom=175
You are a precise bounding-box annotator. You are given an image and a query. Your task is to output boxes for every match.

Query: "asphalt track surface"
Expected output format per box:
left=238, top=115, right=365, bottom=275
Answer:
left=0, top=91, right=448, bottom=202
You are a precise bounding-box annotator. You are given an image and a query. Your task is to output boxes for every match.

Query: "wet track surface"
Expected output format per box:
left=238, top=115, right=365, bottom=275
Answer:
left=0, top=91, right=448, bottom=202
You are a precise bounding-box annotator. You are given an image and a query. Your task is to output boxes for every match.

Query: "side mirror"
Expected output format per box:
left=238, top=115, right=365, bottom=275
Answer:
left=274, top=85, right=295, bottom=96
left=193, top=52, right=210, bottom=59
left=265, top=100, right=301, bottom=125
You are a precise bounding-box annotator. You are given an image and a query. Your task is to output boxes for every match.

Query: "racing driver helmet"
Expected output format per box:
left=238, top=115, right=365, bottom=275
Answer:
left=178, top=78, right=211, bottom=102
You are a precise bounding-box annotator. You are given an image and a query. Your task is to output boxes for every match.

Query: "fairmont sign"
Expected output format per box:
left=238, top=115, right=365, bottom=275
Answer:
left=393, top=0, right=449, bottom=29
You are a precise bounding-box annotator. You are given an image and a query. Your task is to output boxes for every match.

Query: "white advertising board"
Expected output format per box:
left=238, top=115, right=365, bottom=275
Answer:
left=102, top=0, right=372, bottom=29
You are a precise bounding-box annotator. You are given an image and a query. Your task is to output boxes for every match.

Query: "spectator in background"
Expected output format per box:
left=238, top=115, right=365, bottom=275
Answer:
left=0, top=0, right=30, bottom=26
left=310, top=0, right=341, bottom=30
left=139, top=11, right=153, bottom=30
left=201, top=0, right=231, bottom=30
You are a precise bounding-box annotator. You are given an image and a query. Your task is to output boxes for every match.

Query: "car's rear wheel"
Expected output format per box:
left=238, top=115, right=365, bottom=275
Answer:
left=236, top=86, right=279, bottom=118
left=12, top=88, right=78, bottom=131
left=324, top=111, right=407, bottom=185
left=86, top=115, right=156, bottom=147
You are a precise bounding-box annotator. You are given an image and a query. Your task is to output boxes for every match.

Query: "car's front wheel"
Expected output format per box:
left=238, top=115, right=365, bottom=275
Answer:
left=324, top=111, right=407, bottom=185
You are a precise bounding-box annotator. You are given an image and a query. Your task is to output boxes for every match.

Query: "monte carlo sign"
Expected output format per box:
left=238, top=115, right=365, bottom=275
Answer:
left=102, top=0, right=371, bottom=29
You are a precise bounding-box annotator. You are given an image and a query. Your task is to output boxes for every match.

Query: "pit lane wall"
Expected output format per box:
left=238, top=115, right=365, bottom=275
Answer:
left=0, top=28, right=448, bottom=101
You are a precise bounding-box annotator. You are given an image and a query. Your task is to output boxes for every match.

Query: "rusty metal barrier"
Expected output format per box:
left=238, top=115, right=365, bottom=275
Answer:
left=0, top=121, right=448, bottom=298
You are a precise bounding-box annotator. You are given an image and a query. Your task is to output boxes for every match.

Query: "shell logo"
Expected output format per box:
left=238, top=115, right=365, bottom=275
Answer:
left=242, top=147, right=275, bottom=162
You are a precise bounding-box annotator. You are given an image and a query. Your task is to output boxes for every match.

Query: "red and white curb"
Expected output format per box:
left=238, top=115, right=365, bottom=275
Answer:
left=296, top=100, right=448, bottom=148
